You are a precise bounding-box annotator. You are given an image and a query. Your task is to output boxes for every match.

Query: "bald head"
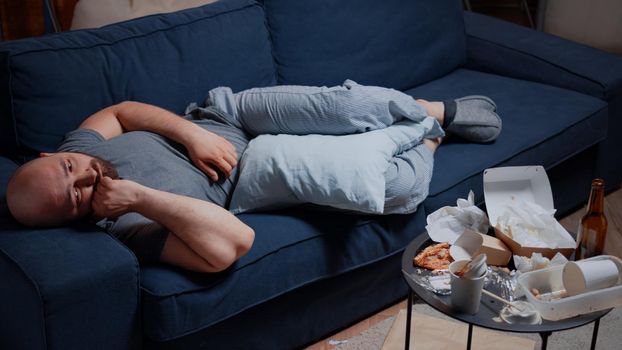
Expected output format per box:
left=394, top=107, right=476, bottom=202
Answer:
left=6, top=152, right=117, bottom=227
left=7, top=159, right=69, bottom=226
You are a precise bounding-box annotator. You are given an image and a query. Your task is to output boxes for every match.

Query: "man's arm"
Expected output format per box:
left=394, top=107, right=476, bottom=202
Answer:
left=79, top=101, right=197, bottom=141
left=92, top=177, right=255, bottom=272
left=80, top=101, right=237, bottom=181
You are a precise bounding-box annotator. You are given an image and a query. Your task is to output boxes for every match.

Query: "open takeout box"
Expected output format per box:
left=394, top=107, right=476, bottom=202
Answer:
left=483, top=166, right=576, bottom=258
left=518, top=255, right=622, bottom=321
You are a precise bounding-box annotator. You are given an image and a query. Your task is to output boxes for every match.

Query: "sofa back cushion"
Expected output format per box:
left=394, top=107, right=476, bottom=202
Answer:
left=263, top=0, right=466, bottom=90
left=0, top=0, right=276, bottom=160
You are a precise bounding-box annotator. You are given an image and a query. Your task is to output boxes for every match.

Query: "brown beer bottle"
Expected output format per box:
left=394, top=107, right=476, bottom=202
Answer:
left=575, top=179, right=608, bottom=260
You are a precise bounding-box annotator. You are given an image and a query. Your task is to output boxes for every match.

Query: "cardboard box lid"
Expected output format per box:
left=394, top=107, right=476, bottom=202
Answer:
left=450, top=229, right=512, bottom=266
left=483, top=165, right=554, bottom=227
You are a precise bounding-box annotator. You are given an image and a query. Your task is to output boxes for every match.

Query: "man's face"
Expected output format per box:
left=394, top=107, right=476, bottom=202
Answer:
left=6, top=152, right=118, bottom=227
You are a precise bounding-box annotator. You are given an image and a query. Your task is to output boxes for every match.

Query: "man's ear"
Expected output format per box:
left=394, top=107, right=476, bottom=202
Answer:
left=39, top=152, right=55, bottom=158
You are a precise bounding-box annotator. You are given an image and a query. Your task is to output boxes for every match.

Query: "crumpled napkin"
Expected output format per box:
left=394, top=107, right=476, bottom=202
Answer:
left=496, top=199, right=568, bottom=248
left=513, top=252, right=568, bottom=273
left=426, top=191, right=490, bottom=244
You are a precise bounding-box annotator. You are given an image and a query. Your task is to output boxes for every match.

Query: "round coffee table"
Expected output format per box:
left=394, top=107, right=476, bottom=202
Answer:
left=401, top=232, right=611, bottom=350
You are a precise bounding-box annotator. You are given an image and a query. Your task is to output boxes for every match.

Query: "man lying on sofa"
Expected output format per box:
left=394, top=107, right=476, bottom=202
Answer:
left=6, top=81, right=501, bottom=272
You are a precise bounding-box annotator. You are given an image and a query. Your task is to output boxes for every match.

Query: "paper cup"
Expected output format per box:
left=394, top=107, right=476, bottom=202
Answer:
left=563, top=260, right=620, bottom=296
left=449, top=260, right=487, bottom=314
left=449, top=229, right=483, bottom=261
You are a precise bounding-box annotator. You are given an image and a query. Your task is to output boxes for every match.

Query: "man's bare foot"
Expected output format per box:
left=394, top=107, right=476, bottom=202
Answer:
left=416, top=99, right=444, bottom=126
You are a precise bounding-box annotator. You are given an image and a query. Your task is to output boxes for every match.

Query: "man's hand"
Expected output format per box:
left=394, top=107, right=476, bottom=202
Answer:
left=92, top=177, right=144, bottom=219
left=185, top=128, right=238, bottom=182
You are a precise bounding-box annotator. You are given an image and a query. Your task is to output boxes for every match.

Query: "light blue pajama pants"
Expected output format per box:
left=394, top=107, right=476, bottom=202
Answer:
left=205, top=80, right=443, bottom=214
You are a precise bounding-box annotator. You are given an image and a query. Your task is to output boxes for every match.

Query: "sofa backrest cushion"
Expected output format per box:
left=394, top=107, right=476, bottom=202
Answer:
left=0, top=0, right=276, bottom=161
left=262, top=0, right=466, bottom=90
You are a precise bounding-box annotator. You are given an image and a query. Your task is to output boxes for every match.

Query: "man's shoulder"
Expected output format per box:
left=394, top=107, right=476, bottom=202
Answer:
left=57, top=128, right=106, bottom=153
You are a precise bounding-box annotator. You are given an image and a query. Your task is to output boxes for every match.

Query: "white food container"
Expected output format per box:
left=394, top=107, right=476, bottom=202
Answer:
left=517, top=255, right=622, bottom=321
left=449, top=229, right=512, bottom=266
left=483, top=165, right=576, bottom=258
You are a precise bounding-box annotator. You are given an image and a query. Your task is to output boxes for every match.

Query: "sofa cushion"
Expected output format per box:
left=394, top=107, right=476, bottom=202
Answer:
left=0, top=0, right=276, bottom=160
left=263, top=0, right=466, bottom=90
left=406, top=69, right=608, bottom=214
left=139, top=207, right=426, bottom=341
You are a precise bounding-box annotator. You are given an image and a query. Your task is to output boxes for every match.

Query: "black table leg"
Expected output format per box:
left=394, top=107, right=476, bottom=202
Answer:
left=405, top=290, right=413, bottom=350
left=540, top=331, right=552, bottom=350
left=466, top=324, right=473, bottom=350
left=591, top=319, right=601, bottom=350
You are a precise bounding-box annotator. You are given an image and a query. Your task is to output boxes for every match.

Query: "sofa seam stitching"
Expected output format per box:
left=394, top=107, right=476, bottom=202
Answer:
left=259, top=1, right=279, bottom=85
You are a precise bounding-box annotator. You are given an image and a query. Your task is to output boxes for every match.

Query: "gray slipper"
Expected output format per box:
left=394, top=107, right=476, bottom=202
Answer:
left=445, top=96, right=502, bottom=143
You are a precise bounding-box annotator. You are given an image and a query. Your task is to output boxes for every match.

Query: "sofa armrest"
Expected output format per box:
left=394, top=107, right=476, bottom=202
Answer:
left=464, top=11, right=622, bottom=188
left=463, top=11, right=622, bottom=101
left=0, top=157, right=141, bottom=349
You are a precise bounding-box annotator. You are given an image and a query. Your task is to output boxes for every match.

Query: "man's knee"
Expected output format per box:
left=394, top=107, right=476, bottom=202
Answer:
left=383, top=144, right=435, bottom=213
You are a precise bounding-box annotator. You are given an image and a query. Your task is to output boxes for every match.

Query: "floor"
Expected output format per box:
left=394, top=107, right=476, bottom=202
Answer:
left=307, top=187, right=622, bottom=350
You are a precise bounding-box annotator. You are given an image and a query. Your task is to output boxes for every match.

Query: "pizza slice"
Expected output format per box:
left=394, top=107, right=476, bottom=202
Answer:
left=413, top=242, right=453, bottom=270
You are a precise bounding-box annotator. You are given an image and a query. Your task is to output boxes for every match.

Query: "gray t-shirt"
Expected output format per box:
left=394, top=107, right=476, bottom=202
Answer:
left=57, top=106, right=249, bottom=263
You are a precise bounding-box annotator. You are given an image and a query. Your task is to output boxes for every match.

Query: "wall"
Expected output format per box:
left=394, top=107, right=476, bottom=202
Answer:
left=0, top=0, right=77, bottom=40
left=544, top=0, right=622, bottom=55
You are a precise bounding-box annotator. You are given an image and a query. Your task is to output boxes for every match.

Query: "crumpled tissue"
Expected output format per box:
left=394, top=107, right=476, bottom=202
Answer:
left=426, top=191, right=489, bottom=244
left=514, top=252, right=568, bottom=273
left=496, top=199, right=569, bottom=248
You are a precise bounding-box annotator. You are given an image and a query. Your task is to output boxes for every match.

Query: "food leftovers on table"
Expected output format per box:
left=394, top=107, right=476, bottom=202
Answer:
left=513, top=252, right=568, bottom=273
left=495, top=199, right=571, bottom=249
left=529, top=287, right=568, bottom=301
left=413, top=242, right=454, bottom=270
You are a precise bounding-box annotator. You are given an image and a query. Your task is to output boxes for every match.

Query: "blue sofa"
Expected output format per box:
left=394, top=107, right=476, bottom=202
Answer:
left=1, top=0, right=622, bottom=348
